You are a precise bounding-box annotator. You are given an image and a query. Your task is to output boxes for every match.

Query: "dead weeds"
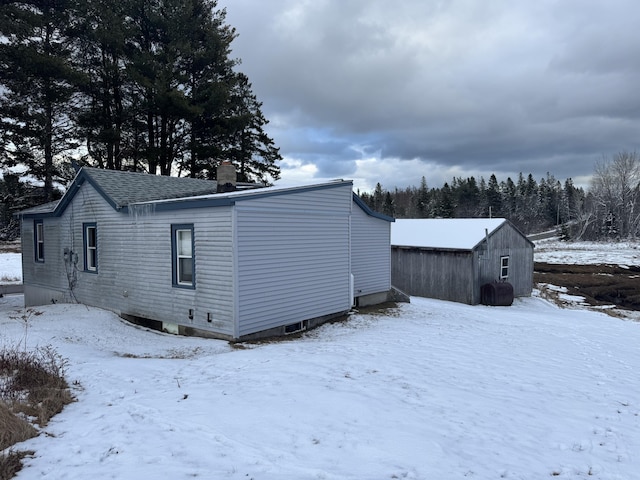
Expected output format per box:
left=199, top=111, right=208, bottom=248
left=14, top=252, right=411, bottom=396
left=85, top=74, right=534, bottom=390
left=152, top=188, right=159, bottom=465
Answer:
left=0, top=345, right=74, bottom=479
left=0, top=450, right=34, bottom=480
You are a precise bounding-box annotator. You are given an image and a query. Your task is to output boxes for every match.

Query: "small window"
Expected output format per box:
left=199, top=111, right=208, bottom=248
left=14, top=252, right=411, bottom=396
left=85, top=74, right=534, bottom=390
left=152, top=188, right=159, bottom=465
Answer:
left=172, top=224, right=195, bottom=288
left=500, top=256, right=509, bottom=279
left=34, top=219, right=44, bottom=262
left=84, top=223, right=98, bottom=272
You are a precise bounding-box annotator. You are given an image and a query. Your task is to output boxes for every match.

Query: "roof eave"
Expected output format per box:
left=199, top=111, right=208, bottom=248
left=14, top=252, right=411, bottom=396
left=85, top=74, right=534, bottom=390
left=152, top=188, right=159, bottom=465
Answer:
left=391, top=244, right=472, bottom=253
left=352, top=193, right=395, bottom=222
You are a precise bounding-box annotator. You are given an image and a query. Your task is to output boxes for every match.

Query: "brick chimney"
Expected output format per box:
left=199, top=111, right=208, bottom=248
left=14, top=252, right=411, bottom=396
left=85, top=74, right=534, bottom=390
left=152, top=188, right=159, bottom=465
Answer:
left=216, top=161, right=237, bottom=193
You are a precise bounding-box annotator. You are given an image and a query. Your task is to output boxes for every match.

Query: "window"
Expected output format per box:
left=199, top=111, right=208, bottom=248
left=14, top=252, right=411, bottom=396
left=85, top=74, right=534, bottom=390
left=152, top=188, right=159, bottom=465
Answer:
left=500, top=256, right=509, bottom=279
left=172, top=224, right=195, bottom=288
left=34, top=220, right=44, bottom=262
left=83, top=223, right=98, bottom=272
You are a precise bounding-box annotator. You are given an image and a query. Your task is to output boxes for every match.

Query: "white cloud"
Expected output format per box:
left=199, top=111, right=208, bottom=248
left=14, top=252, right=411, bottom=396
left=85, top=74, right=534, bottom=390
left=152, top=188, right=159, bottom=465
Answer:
left=223, top=0, right=640, bottom=192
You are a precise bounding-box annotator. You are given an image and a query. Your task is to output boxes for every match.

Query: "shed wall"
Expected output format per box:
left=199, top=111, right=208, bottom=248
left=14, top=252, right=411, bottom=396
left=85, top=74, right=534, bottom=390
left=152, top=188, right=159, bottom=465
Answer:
left=474, top=223, right=534, bottom=304
left=391, top=248, right=474, bottom=304
left=350, top=202, right=391, bottom=298
left=391, top=221, right=533, bottom=305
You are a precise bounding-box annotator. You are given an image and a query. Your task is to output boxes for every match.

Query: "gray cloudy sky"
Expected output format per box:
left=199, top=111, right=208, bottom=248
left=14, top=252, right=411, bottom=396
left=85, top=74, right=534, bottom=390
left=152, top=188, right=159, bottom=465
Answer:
left=220, top=0, right=640, bottom=192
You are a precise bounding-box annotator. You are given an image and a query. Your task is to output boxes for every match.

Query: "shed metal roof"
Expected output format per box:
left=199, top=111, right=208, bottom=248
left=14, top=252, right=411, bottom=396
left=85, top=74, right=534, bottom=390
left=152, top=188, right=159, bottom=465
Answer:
left=391, top=218, right=508, bottom=250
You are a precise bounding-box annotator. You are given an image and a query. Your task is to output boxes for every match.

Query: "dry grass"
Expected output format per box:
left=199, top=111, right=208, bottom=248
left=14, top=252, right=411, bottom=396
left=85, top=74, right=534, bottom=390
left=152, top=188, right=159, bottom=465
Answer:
left=0, top=345, right=72, bottom=426
left=0, top=450, right=34, bottom=480
left=0, top=403, right=37, bottom=451
left=0, top=276, right=20, bottom=283
left=0, top=345, right=73, bottom=479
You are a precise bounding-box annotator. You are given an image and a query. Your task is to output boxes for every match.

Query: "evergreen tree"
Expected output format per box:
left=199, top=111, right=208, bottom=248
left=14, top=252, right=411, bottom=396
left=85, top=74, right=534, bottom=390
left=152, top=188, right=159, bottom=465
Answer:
left=0, top=0, right=80, bottom=201
left=179, top=0, right=239, bottom=178
left=538, top=172, right=562, bottom=228
left=382, top=191, right=394, bottom=217
left=453, top=176, right=480, bottom=217
left=0, top=172, right=27, bottom=240
left=71, top=0, right=134, bottom=171
left=501, top=177, right=516, bottom=219
left=434, top=182, right=454, bottom=218
left=392, top=187, right=412, bottom=218
left=361, top=170, right=586, bottom=236
left=0, top=170, right=59, bottom=239
left=416, top=176, right=429, bottom=217
left=415, top=176, right=429, bottom=217
left=217, top=73, right=281, bottom=183
left=1, top=0, right=282, bottom=183
left=373, top=182, right=384, bottom=212
left=485, top=174, right=501, bottom=217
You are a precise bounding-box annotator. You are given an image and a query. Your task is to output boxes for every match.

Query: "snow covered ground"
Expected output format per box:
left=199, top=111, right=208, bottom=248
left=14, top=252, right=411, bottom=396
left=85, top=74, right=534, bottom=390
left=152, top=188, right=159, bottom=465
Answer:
left=0, top=253, right=21, bottom=283
left=1, top=244, right=640, bottom=479
left=535, top=238, right=640, bottom=267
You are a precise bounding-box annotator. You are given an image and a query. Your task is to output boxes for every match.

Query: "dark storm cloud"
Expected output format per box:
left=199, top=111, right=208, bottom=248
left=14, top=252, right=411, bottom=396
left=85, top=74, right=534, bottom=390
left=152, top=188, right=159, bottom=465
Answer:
left=222, top=0, right=640, bottom=190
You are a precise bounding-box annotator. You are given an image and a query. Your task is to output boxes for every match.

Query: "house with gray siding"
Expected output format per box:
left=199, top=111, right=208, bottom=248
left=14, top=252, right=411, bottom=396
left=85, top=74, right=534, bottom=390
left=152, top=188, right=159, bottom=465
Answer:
left=18, top=167, right=393, bottom=340
left=391, top=218, right=534, bottom=305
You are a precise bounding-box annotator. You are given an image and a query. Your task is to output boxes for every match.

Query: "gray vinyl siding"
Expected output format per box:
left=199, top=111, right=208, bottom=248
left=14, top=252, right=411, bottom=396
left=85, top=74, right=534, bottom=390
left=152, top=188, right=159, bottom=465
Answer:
left=242, top=184, right=352, bottom=213
left=20, top=178, right=379, bottom=339
left=351, top=203, right=391, bottom=297
left=111, top=206, right=235, bottom=336
left=22, top=217, right=69, bottom=304
left=235, top=185, right=353, bottom=336
left=25, top=183, right=237, bottom=337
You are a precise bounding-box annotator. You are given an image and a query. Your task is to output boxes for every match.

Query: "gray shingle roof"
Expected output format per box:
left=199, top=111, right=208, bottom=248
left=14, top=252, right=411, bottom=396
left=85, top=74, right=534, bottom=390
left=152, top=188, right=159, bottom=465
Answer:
left=16, top=200, right=60, bottom=215
left=17, top=167, right=356, bottom=220
left=83, top=168, right=219, bottom=208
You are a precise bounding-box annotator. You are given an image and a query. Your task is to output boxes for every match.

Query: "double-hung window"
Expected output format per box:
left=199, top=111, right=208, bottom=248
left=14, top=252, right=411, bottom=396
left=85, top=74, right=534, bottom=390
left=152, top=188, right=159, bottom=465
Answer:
left=172, top=224, right=195, bottom=288
left=500, top=255, right=509, bottom=279
left=34, top=219, right=44, bottom=262
left=84, top=223, right=98, bottom=272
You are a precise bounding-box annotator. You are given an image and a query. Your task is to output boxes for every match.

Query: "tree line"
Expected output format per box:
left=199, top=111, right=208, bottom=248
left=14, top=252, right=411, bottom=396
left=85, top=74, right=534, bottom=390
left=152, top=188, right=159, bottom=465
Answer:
left=359, top=151, right=640, bottom=241
left=0, top=0, right=281, bottom=204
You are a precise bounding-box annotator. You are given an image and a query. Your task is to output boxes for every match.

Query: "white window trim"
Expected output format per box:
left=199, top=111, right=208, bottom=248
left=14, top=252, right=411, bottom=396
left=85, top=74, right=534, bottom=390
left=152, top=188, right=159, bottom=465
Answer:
left=176, top=230, right=192, bottom=285
left=35, top=220, right=44, bottom=262
left=85, top=224, right=98, bottom=272
left=500, top=255, right=509, bottom=279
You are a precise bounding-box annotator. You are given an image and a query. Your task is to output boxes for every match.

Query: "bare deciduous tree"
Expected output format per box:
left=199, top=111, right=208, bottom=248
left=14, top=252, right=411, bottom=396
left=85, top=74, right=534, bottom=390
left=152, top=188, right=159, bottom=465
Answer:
left=590, top=151, right=640, bottom=238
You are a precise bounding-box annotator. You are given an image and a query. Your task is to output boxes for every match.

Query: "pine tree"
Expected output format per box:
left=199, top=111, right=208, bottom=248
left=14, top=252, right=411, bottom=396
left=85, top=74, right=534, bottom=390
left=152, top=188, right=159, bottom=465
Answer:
left=501, top=177, right=516, bottom=220
left=216, top=73, right=281, bottom=183
left=71, top=0, right=134, bottom=171
left=415, top=176, right=429, bottom=217
left=1, top=0, right=282, bottom=182
left=453, top=176, right=480, bottom=217
left=485, top=174, right=501, bottom=217
left=179, top=0, right=238, bottom=178
left=373, top=182, right=384, bottom=212
left=0, top=0, right=80, bottom=200
left=382, top=191, right=394, bottom=217
left=434, top=182, right=454, bottom=218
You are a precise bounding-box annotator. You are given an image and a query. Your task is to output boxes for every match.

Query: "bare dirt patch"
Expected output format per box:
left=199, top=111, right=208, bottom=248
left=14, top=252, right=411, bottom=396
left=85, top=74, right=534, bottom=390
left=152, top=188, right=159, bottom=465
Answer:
left=535, top=262, right=640, bottom=311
